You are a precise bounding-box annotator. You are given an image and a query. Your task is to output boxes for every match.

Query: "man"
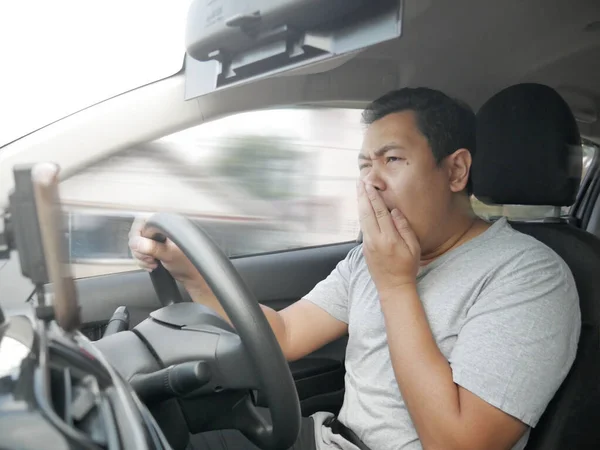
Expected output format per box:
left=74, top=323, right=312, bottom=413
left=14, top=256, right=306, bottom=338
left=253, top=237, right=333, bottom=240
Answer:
left=129, top=88, right=580, bottom=450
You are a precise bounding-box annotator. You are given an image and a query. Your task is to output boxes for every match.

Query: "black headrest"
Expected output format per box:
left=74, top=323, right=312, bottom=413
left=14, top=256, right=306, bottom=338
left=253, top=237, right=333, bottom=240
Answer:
left=472, top=83, right=582, bottom=206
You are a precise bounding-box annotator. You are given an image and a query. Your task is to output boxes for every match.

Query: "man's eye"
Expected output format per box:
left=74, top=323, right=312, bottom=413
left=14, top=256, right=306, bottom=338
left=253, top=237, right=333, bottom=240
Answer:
left=386, top=156, right=402, bottom=164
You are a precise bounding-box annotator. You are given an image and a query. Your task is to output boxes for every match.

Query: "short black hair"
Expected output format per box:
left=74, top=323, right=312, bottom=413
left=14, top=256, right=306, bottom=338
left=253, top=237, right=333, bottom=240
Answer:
left=362, top=87, right=476, bottom=194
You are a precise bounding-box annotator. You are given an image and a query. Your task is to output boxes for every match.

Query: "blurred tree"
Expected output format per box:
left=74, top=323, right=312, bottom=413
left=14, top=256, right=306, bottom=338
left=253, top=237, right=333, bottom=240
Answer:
left=213, top=134, right=305, bottom=200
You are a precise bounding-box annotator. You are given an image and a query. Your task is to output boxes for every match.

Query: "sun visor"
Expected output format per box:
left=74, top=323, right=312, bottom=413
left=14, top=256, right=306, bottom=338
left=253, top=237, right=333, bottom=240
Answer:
left=184, top=0, right=404, bottom=100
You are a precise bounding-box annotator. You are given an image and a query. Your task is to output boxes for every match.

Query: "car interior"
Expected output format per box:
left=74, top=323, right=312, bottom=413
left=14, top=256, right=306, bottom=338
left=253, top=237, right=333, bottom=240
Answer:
left=1, top=0, right=600, bottom=449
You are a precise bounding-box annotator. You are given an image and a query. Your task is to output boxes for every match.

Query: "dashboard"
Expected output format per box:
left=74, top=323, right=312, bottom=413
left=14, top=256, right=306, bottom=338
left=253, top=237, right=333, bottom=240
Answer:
left=0, top=313, right=172, bottom=450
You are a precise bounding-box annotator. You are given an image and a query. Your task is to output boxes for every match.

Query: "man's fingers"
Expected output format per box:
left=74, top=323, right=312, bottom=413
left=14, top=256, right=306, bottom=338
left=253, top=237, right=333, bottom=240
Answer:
left=131, top=249, right=158, bottom=270
left=129, top=216, right=147, bottom=238
left=357, top=180, right=380, bottom=234
left=364, top=184, right=396, bottom=235
left=129, top=235, right=167, bottom=260
left=135, top=260, right=158, bottom=272
left=131, top=250, right=157, bottom=264
left=128, top=215, right=168, bottom=271
left=391, top=209, right=420, bottom=256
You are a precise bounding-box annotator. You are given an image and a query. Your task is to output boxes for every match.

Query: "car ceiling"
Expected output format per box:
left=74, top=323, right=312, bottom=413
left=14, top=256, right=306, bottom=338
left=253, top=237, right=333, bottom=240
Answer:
left=360, top=0, right=600, bottom=105
left=347, top=0, right=600, bottom=138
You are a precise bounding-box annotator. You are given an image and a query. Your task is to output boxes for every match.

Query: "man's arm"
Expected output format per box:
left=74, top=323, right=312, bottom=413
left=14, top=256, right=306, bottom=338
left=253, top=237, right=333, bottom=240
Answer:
left=379, top=285, right=526, bottom=450
left=357, top=181, right=531, bottom=450
left=187, top=287, right=348, bottom=362
left=129, top=216, right=349, bottom=363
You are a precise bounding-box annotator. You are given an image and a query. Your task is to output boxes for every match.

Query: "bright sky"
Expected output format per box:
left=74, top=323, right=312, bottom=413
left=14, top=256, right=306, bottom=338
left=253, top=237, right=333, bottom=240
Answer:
left=0, top=0, right=192, bottom=147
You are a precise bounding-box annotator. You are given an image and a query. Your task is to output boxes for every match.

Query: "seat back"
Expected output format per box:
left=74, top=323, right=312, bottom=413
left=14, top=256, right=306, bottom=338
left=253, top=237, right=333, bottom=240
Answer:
left=473, top=83, right=600, bottom=450
left=512, top=223, right=600, bottom=450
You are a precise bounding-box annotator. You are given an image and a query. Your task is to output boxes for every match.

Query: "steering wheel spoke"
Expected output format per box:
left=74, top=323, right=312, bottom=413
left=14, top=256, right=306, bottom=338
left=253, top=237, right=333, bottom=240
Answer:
left=147, top=232, right=184, bottom=306
left=231, top=394, right=275, bottom=449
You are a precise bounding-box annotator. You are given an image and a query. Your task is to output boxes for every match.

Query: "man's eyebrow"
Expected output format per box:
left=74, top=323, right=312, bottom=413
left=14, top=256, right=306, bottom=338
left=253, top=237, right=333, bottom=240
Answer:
left=358, top=143, right=404, bottom=160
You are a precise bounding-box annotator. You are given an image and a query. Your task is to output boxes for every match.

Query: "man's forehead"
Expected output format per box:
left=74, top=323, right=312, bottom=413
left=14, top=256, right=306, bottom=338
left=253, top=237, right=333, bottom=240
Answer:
left=360, top=115, right=423, bottom=155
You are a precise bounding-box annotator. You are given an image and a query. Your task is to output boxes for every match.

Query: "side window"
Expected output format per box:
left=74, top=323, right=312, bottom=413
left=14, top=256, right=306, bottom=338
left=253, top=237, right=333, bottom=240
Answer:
left=60, top=108, right=364, bottom=278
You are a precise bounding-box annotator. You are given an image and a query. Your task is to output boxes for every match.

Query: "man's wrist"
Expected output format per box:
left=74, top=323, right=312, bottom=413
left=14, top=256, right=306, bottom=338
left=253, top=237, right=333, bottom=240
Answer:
left=378, top=281, right=418, bottom=305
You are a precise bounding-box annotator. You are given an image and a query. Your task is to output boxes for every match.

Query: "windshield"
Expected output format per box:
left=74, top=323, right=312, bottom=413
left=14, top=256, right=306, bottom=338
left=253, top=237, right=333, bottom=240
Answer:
left=0, top=0, right=191, bottom=147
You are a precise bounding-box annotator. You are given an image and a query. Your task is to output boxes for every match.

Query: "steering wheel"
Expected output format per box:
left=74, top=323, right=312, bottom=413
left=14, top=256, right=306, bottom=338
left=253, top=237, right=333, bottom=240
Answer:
left=142, top=212, right=301, bottom=450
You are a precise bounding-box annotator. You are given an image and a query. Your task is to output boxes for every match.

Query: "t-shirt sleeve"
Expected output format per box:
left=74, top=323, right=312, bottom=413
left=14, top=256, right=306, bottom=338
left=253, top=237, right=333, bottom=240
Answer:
left=303, top=245, right=361, bottom=324
left=449, top=246, right=581, bottom=427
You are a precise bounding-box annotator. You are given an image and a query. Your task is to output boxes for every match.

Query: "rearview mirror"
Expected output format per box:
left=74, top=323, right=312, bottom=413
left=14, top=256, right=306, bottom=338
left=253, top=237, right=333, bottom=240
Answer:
left=184, top=0, right=403, bottom=99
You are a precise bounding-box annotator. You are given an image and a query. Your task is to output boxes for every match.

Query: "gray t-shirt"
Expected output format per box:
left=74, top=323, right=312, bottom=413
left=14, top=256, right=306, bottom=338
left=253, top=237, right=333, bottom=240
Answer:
left=305, top=217, right=580, bottom=450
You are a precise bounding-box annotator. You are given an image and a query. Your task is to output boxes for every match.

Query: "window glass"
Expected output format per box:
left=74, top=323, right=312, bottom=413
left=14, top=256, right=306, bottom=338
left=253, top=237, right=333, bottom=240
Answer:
left=60, top=108, right=364, bottom=278
left=60, top=108, right=595, bottom=279
left=0, top=0, right=191, bottom=147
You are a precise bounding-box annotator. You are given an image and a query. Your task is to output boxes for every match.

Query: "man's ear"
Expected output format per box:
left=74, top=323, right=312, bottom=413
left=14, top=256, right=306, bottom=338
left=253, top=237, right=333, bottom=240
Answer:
left=446, top=148, right=472, bottom=193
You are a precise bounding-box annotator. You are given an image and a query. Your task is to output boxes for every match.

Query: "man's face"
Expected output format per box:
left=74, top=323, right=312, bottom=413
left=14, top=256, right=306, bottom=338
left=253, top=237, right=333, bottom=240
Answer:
left=358, top=110, right=462, bottom=253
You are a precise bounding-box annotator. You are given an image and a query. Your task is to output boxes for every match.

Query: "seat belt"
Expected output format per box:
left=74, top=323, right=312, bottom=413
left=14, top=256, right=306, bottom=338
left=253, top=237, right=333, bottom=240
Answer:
left=323, top=416, right=372, bottom=450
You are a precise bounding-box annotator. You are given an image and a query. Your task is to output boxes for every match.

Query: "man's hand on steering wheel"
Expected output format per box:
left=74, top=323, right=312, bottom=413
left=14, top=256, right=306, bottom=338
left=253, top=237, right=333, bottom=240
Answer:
left=129, top=216, right=210, bottom=293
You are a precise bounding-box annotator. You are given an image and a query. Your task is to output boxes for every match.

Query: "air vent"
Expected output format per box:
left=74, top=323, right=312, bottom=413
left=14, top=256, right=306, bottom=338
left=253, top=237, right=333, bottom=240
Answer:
left=50, top=366, right=111, bottom=446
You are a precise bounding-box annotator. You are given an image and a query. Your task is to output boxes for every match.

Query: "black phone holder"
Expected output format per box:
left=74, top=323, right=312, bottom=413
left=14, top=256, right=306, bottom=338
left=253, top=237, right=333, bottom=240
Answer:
left=0, top=165, right=63, bottom=322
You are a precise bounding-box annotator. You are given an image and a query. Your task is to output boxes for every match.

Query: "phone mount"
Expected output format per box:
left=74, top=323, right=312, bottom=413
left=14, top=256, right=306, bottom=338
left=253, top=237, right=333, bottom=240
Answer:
left=0, top=163, right=81, bottom=331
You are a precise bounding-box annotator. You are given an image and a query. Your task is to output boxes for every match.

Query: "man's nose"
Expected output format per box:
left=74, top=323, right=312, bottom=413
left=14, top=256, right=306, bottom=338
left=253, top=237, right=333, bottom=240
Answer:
left=362, top=168, right=386, bottom=191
